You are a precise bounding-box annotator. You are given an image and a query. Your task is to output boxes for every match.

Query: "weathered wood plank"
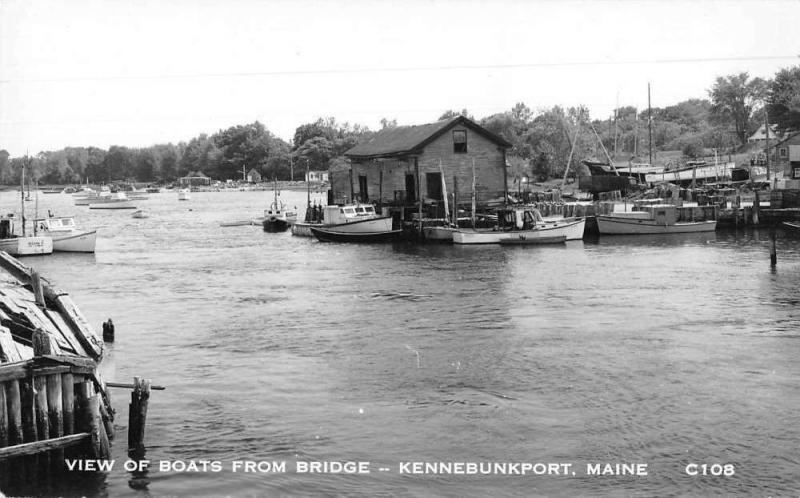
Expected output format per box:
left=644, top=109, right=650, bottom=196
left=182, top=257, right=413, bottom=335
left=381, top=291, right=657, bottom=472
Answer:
left=0, top=433, right=89, bottom=460
left=44, top=309, right=87, bottom=357
left=0, top=362, right=29, bottom=383
left=34, top=375, right=49, bottom=441
left=0, top=382, right=7, bottom=448
left=61, top=373, right=74, bottom=435
left=20, top=378, right=37, bottom=443
left=52, top=295, right=103, bottom=359
left=46, top=374, right=63, bottom=439
left=0, top=325, right=22, bottom=363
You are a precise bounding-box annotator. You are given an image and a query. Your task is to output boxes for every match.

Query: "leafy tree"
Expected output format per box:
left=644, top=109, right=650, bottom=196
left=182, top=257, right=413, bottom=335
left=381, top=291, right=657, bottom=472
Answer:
left=709, top=72, right=766, bottom=145
left=379, top=117, right=397, bottom=129
left=438, top=109, right=473, bottom=121
left=296, top=136, right=334, bottom=171
left=767, top=65, right=800, bottom=133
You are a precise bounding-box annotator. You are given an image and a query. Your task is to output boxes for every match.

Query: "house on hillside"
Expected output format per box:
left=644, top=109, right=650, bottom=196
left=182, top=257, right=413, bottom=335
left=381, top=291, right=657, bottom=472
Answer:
left=306, top=170, right=329, bottom=183
left=246, top=168, right=262, bottom=183
left=748, top=124, right=781, bottom=143
left=338, top=116, right=511, bottom=215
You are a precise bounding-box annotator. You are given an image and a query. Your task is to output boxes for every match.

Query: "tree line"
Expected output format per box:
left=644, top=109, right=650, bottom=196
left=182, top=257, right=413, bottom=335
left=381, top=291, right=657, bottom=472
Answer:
left=1, top=65, right=799, bottom=186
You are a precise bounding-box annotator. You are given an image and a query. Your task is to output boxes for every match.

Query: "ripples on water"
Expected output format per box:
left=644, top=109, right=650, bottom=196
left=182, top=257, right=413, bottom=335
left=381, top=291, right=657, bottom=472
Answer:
left=2, top=190, right=799, bottom=497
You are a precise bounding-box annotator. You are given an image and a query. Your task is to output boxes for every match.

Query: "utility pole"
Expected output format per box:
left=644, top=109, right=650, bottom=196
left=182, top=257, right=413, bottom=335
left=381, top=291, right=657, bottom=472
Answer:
left=648, top=83, right=653, bottom=166
left=290, top=154, right=294, bottom=182
left=764, top=107, right=771, bottom=182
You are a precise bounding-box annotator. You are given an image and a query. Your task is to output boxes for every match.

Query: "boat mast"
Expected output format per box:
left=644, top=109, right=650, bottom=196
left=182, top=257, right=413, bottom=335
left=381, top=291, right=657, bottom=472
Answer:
left=648, top=83, right=653, bottom=166
left=471, top=158, right=477, bottom=228
left=21, top=155, right=26, bottom=236
left=34, top=180, right=39, bottom=236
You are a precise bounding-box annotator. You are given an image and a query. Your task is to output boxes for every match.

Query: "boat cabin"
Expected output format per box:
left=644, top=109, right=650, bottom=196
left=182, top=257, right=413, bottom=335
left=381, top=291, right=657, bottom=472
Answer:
left=322, top=203, right=380, bottom=225
left=37, top=217, right=77, bottom=233
left=0, top=218, right=19, bottom=239
left=497, top=208, right=545, bottom=231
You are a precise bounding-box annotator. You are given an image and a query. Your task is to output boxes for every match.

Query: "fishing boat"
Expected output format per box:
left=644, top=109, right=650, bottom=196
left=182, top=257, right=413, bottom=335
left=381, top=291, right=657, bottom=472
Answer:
left=88, top=192, right=136, bottom=209
left=596, top=205, right=716, bottom=235
left=452, top=207, right=585, bottom=245
left=310, top=225, right=402, bottom=242
left=294, top=203, right=392, bottom=237
left=177, top=188, right=191, bottom=201
left=498, top=235, right=566, bottom=245
left=262, top=184, right=297, bottom=232
left=0, top=217, right=53, bottom=256
left=35, top=216, right=97, bottom=252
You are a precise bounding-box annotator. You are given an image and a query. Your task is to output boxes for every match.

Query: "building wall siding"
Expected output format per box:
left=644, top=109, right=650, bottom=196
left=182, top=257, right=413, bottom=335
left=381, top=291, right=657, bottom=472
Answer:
left=336, top=125, right=506, bottom=206
left=774, top=134, right=800, bottom=179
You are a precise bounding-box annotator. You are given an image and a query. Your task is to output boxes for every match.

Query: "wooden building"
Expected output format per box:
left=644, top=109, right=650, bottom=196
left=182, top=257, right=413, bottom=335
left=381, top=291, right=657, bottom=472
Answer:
left=771, top=132, right=800, bottom=182
left=337, top=116, right=511, bottom=213
left=246, top=169, right=262, bottom=183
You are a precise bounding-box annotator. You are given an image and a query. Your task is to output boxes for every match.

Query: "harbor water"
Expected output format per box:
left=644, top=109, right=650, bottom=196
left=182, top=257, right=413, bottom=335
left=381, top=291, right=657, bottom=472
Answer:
left=2, top=189, right=799, bottom=497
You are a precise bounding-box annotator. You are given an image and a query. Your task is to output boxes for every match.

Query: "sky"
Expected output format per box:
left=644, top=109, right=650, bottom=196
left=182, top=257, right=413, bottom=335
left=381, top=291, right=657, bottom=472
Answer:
left=1, top=0, right=799, bottom=157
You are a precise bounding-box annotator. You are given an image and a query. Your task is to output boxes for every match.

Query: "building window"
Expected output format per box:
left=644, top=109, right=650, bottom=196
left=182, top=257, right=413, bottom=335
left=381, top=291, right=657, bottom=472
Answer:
left=779, top=147, right=788, bottom=159
left=453, top=130, right=467, bottom=153
left=793, top=167, right=800, bottom=179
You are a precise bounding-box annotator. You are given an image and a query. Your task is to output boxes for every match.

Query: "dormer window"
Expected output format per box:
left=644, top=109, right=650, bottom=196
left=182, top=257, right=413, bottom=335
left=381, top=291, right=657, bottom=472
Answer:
left=453, top=130, right=467, bottom=153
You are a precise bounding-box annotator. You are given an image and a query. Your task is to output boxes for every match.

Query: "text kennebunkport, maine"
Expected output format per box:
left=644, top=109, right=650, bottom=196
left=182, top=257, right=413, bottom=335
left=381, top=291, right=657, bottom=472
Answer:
left=65, top=459, right=650, bottom=476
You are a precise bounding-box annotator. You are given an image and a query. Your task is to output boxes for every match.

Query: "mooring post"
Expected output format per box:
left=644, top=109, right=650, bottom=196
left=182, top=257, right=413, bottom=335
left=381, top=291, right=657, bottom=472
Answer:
left=770, top=227, right=777, bottom=268
left=128, top=377, right=151, bottom=454
left=30, top=270, right=45, bottom=308
left=102, top=319, right=115, bottom=343
left=753, top=190, right=760, bottom=225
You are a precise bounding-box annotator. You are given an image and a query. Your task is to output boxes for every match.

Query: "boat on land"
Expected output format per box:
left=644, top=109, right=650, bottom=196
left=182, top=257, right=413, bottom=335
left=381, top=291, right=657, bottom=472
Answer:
left=452, top=207, right=585, bottom=245
left=89, top=192, right=136, bottom=210
left=596, top=205, right=716, bottom=235
left=262, top=184, right=298, bottom=232
left=293, top=203, right=390, bottom=237
left=35, top=216, right=97, bottom=252
left=178, top=188, right=191, bottom=201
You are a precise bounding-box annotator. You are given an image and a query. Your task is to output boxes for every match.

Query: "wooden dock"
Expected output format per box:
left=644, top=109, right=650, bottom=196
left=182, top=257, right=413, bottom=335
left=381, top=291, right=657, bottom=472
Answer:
left=0, top=251, right=112, bottom=490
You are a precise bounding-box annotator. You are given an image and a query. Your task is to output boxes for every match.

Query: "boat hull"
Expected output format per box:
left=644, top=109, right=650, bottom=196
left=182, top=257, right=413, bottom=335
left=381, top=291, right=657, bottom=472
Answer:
left=0, top=236, right=53, bottom=256
left=325, top=216, right=394, bottom=233
left=291, top=222, right=319, bottom=236
left=51, top=230, right=97, bottom=252
left=498, top=235, right=566, bottom=245
left=596, top=216, right=717, bottom=234
left=263, top=218, right=290, bottom=232
left=310, top=227, right=402, bottom=243
left=422, top=226, right=458, bottom=242
left=452, top=218, right=585, bottom=245
left=89, top=201, right=136, bottom=209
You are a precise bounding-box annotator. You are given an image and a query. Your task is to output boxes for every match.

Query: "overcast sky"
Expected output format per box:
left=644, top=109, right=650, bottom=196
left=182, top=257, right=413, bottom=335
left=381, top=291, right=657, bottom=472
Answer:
left=1, top=0, right=798, bottom=157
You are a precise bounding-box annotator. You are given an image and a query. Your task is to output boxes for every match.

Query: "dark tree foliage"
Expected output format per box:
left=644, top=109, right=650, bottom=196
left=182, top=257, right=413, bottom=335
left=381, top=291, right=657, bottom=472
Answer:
left=767, top=65, right=800, bottom=133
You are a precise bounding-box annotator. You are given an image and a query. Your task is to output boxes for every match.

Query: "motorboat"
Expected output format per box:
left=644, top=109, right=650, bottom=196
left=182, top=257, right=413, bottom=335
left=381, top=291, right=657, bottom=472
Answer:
left=292, top=203, right=391, bottom=237
left=35, top=216, right=97, bottom=252
left=262, top=188, right=297, bottom=232
left=596, top=205, right=716, bottom=235
left=0, top=217, right=52, bottom=256
left=452, top=207, right=585, bottom=245
left=310, top=226, right=403, bottom=242
left=89, top=192, right=136, bottom=210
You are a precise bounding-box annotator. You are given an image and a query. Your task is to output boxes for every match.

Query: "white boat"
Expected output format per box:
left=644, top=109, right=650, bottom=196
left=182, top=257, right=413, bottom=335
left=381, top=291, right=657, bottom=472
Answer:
left=452, top=207, right=585, bottom=245
left=178, top=188, right=191, bottom=201
left=262, top=184, right=298, bottom=232
left=89, top=192, right=136, bottom=210
left=35, top=216, right=97, bottom=252
left=131, top=210, right=149, bottom=219
left=0, top=218, right=53, bottom=256
left=596, top=205, right=716, bottom=235
left=292, top=203, right=392, bottom=237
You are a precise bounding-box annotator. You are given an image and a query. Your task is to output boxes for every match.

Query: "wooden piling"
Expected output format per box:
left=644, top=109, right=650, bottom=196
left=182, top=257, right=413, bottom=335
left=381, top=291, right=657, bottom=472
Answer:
left=128, top=377, right=150, bottom=453
left=6, top=380, right=22, bottom=446
left=34, top=375, right=49, bottom=441
left=770, top=228, right=777, bottom=268
left=61, top=373, right=74, bottom=436
left=20, top=379, right=37, bottom=443
left=102, top=319, right=115, bottom=343
left=753, top=190, right=760, bottom=225
left=75, top=380, right=101, bottom=458
left=0, top=383, right=7, bottom=448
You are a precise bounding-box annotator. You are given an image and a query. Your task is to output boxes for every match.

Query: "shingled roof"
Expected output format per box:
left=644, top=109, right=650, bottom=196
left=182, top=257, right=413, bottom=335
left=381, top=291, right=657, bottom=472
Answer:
left=345, top=116, right=511, bottom=159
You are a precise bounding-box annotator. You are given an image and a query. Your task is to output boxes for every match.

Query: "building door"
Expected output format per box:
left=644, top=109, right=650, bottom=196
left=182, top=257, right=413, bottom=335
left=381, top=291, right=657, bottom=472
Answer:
left=405, top=174, right=416, bottom=203
left=359, top=175, right=368, bottom=202
left=426, top=172, right=443, bottom=200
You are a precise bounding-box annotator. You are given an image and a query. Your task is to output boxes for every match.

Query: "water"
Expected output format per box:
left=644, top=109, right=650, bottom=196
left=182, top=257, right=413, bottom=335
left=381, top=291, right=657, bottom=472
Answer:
left=2, top=189, right=799, bottom=497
